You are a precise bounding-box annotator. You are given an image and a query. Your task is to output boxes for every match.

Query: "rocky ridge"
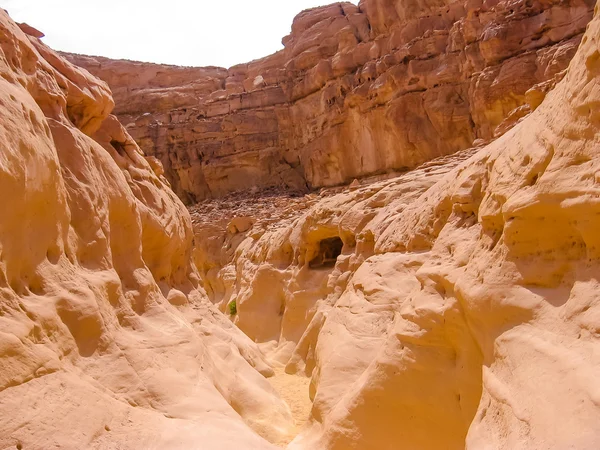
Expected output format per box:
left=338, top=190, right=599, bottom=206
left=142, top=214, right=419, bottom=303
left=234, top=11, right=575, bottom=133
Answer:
left=66, top=0, right=595, bottom=203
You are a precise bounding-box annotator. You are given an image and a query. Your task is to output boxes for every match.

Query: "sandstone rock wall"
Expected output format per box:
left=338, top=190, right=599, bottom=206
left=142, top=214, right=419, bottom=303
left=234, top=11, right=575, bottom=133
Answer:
left=0, top=12, right=296, bottom=448
left=190, top=3, right=600, bottom=447
left=66, top=0, right=594, bottom=203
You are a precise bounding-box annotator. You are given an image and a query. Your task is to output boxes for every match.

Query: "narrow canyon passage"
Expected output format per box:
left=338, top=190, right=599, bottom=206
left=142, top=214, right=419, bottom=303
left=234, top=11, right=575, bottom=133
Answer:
left=2, top=1, right=600, bottom=449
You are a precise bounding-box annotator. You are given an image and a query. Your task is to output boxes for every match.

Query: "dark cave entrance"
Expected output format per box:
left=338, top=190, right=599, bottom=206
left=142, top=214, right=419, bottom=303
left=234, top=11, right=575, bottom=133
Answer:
left=309, top=236, right=343, bottom=269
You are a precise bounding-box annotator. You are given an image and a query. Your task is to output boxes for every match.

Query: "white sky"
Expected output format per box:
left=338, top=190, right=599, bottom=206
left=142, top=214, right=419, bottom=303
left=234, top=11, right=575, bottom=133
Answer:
left=2, top=0, right=358, bottom=68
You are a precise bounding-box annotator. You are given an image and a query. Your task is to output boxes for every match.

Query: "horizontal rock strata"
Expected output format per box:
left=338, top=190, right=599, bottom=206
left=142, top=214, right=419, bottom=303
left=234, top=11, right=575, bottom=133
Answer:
left=66, top=0, right=595, bottom=203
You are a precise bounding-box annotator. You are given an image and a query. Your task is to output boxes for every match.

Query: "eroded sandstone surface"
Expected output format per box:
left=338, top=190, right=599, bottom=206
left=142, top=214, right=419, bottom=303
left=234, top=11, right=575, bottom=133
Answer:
left=66, top=0, right=595, bottom=203
left=0, top=11, right=296, bottom=449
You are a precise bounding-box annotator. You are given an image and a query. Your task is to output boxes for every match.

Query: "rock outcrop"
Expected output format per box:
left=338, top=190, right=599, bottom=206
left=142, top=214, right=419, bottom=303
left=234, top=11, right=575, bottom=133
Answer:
left=0, top=11, right=296, bottom=449
left=190, top=3, right=600, bottom=448
left=66, top=0, right=594, bottom=203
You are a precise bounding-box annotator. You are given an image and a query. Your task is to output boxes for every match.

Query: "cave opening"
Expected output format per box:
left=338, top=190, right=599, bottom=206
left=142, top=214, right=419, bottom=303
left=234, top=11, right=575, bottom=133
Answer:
left=110, top=140, right=126, bottom=156
left=309, top=236, right=343, bottom=269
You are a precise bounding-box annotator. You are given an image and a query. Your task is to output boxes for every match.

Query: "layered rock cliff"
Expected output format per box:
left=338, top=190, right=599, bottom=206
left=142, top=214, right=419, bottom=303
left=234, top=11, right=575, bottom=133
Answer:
left=0, top=11, right=295, bottom=449
left=189, top=3, right=600, bottom=448
left=67, top=0, right=594, bottom=203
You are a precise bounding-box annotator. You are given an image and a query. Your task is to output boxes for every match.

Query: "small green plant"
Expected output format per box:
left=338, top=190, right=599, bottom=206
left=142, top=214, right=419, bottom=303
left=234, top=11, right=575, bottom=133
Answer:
left=228, top=300, right=237, bottom=315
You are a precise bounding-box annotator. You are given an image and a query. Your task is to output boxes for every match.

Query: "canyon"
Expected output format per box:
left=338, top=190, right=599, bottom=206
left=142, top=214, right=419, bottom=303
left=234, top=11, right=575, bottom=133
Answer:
left=1, top=0, right=600, bottom=449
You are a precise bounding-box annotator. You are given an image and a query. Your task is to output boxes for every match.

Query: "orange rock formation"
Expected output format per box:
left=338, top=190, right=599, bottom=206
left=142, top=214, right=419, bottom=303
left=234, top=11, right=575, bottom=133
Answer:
left=66, top=0, right=594, bottom=203
left=0, top=11, right=293, bottom=449
left=189, top=3, right=600, bottom=448
left=1, top=0, right=600, bottom=449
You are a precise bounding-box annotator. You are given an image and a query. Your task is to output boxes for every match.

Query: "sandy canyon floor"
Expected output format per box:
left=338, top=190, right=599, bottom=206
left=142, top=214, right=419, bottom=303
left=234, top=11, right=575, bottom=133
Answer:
left=267, top=366, right=312, bottom=446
